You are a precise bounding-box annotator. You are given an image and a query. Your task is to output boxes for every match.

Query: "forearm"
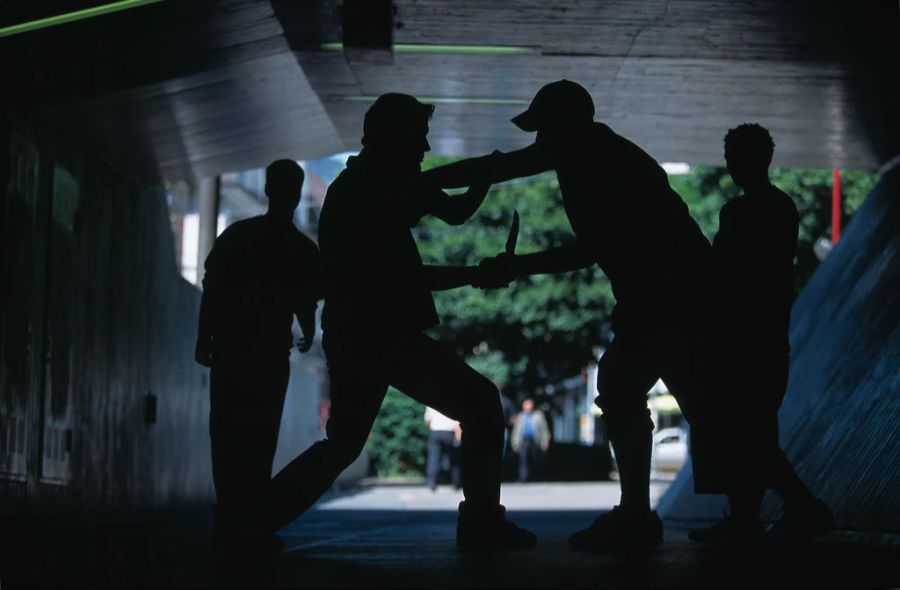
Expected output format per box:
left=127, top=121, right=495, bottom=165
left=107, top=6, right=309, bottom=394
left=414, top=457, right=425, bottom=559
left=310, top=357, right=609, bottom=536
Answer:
left=423, top=146, right=550, bottom=189
left=511, top=244, right=594, bottom=276
left=422, top=154, right=497, bottom=189
left=422, top=265, right=478, bottom=291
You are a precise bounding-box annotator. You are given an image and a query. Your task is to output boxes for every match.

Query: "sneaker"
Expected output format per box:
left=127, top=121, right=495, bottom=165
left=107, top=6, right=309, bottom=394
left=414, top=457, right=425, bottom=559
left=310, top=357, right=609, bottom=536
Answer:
left=688, top=513, right=765, bottom=546
left=456, top=502, right=537, bottom=551
left=768, top=498, right=834, bottom=543
left=568, top=505, right=663, bottom=554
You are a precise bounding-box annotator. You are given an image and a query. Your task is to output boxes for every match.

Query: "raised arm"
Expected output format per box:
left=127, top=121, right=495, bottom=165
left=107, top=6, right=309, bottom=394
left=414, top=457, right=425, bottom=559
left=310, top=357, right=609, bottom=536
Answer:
left=485, top=241, right=594, bottom=279
left=421, top=144, right=553, bottom=189
left=421, top=264, right=511, bottom=292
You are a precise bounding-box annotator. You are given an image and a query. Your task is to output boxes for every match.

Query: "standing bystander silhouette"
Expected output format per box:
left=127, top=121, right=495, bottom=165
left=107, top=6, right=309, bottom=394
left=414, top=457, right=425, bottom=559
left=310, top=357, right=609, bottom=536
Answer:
left=423, top=79, right=716, bottom=553
left=510, top=398, right=551, bottom=482
left=195, top=159, right=320, bottom=560
left=689, top=124, right=834, bottom=545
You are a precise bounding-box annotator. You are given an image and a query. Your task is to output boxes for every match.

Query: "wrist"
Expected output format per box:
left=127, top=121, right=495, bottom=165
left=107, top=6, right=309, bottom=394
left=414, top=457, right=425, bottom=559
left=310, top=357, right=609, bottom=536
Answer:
left=507, top=254, right=523, bottom=276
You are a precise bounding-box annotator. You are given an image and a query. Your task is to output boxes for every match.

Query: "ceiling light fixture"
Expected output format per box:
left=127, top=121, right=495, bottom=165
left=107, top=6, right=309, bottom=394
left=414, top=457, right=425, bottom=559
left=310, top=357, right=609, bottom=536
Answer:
left=0, top=0, right=164, bottom=39
left=321, top=42, right=537, bottom=55
left=343, top=95, right=529, bottom=106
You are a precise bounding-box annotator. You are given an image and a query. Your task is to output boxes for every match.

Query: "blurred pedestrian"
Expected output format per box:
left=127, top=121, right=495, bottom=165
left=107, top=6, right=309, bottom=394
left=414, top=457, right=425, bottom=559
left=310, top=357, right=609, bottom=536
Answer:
left=424, top=406, right=461, bottom=491
left=499, top=388, right=517, bottom=459
left=511, top=398, right=551, bottom=482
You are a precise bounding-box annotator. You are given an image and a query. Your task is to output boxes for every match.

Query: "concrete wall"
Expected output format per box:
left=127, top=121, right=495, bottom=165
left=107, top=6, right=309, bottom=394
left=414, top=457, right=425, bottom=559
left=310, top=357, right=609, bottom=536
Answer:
left=0, top=124, right=213, bottom=514
left=275, top=349, right=369, bottom=483
left=1, top=119, right=357, bottom=525
left=658, top=164, right=900, bottom=533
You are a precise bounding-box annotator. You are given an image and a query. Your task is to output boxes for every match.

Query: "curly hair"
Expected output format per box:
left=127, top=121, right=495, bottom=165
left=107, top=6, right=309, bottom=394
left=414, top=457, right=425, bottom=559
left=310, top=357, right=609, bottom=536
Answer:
left=724, top=123, right=775, bottom=169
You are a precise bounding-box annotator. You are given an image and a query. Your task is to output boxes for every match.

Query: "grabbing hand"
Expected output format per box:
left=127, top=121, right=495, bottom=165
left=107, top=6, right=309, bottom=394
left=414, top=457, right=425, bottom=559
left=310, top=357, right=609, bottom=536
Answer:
left=472, top=253, right=516, bottom=289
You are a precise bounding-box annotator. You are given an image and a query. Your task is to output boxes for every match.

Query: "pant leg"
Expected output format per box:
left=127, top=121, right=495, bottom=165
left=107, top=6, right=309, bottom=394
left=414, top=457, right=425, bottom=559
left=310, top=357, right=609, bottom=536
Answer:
left=653, top=328, right=728, bottom=494
left=426, top=432, right=443, bottom=487
left=388, top=334, right=504, bottom=509
left=449, top=438, right=462, bottom=489
left=518, top=439, right=536, bottom=482
left=210, top=361, right=289, bottom=533
left=595, top=334, right=661, bottom=510
left=267, top=372, right=387, bottom=531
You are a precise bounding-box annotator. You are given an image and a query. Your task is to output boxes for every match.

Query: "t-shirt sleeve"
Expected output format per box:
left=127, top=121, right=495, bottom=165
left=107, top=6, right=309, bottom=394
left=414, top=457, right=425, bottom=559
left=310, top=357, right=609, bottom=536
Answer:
left=394, top=176, right=447, bottom=227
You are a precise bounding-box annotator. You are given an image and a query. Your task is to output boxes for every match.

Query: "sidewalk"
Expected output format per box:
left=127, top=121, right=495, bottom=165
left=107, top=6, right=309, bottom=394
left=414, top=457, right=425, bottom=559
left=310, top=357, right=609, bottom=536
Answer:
left=263, top=482, right=898, bottom=588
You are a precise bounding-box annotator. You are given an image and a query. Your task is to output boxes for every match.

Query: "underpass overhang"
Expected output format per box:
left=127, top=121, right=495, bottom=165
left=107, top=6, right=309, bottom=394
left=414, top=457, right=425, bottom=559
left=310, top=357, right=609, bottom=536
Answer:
left=3, top=0, right=898, bottom=180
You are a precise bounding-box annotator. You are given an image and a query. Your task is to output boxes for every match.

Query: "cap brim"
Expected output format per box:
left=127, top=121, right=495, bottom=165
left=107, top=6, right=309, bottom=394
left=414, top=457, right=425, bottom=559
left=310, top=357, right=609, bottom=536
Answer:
left=511, top=109, right=539, bottom=132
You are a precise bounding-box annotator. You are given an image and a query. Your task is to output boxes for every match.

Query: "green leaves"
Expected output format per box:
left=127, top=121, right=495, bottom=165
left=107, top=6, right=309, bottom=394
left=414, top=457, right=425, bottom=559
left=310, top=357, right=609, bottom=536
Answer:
left=673, top=164, right=878, bottom=290
left=366, top=387, right=430, bottom=477
left=416, top=157, right=611, bottom=392
left=414, top=156, right=878, bottom=394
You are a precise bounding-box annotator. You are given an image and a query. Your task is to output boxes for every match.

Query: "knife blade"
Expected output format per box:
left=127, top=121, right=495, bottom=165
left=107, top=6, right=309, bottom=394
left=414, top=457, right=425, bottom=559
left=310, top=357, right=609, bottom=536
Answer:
left=505, top=210, right=520, bottom=255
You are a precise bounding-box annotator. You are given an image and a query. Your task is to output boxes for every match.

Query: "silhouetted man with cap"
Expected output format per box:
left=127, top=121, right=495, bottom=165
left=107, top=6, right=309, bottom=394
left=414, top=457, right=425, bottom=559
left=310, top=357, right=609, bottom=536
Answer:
left=264, top=93, right=536, bottom=551
left=195, top=159, right=320, bottom=559
left=689, top=123, right=834, bottom=546
left=423, top=80, right=714, bottom=553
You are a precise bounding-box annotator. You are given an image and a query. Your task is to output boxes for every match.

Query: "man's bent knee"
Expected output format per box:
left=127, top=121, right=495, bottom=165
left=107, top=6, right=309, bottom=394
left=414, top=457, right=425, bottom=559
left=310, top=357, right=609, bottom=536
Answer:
left=320, top=435, right=367, bottom=471
left=597, top=396, right=654, bottom=439
left=460, top=381, right=504, bottom=431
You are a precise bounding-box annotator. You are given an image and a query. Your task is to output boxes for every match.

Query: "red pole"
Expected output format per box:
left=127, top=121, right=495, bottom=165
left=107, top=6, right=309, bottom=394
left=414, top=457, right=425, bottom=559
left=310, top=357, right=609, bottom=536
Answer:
left=832, top=167, right=842, bottom=244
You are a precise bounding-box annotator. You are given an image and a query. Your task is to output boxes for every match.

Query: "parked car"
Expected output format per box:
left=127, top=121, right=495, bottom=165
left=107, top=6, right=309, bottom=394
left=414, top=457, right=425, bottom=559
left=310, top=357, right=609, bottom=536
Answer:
left=651, top=427, right=688, bottom=473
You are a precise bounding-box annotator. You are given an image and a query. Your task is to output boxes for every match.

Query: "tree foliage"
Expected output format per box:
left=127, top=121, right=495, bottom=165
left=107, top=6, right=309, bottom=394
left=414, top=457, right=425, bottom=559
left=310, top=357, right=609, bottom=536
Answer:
left=365, top=158, right=878, bottom=476
left=415, top=156, right=878, bottom=393
left=417, top=156, right=612, bottom=394
left=366, top=387, right=429, bottom=477
left=670, top=165, right=877, bottom=289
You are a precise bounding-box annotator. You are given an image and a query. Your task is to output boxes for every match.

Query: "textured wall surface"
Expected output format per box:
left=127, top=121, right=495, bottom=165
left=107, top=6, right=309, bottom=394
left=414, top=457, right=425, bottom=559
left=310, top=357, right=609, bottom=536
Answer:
left=1, top=125, right=213, bottom=513
left=658, top=163, right=900, bottom=533
left=1, top=122, right=342, bottom=521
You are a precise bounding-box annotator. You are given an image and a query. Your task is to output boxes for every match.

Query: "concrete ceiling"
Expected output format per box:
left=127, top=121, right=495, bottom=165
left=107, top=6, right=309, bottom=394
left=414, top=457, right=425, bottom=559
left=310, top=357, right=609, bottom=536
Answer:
left=4, top=1, right=898, bottom=179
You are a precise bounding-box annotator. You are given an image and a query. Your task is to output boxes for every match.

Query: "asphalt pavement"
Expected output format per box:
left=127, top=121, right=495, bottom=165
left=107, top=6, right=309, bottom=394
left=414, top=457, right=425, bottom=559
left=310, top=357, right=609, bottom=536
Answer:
left=246, top=482, right=899, bottom=589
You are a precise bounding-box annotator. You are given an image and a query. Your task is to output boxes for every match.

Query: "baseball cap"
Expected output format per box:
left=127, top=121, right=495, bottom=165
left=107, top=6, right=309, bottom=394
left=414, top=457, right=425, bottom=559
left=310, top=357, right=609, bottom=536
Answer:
left=511, top=80, right=595, bottom=132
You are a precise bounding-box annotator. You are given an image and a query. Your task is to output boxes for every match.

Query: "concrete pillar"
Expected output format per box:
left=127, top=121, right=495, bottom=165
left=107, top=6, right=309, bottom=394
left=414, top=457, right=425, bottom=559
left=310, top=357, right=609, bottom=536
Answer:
left=195, top=176, right=219, bottom=287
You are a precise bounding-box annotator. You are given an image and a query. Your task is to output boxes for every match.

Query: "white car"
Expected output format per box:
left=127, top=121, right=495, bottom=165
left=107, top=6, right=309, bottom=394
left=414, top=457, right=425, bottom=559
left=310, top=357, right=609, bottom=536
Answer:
left=651, top=427, right=688, bottom=473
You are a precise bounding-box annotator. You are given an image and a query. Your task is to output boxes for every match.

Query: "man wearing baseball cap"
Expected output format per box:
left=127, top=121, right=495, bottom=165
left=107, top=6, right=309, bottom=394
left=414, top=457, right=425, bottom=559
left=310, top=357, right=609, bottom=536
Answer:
left=422, top=80, right=716, bottom=554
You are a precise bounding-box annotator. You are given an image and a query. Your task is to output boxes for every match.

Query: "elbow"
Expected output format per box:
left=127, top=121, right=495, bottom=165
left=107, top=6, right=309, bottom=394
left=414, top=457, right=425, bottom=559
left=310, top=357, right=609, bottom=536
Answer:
left=440, top=212, right=467, bottom=226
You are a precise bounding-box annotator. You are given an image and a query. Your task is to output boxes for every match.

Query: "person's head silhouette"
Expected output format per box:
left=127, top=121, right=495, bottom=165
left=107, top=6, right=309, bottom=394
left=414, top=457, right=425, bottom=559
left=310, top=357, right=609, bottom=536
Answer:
left=512, top=80, right=595, bottom=149
left=362, top=93, right=434, bottom=172
left=265, top=159, right=304, bottom=220
left=724, top=123, right=774, bottom=189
